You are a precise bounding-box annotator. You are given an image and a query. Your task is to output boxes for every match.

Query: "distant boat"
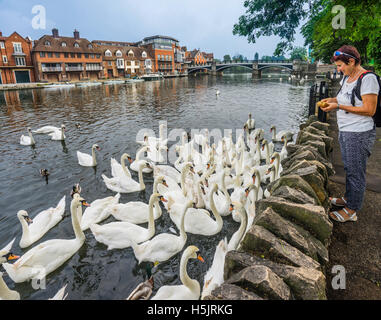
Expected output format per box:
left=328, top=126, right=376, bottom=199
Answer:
left=141, top=73, right=164, bottom=81
left=75, top=82, right=102, bottom=87
left=103, top=79, right=125, bottom=85
left=45, top=83, right=75, bottom=89
left=125, top=78, right=144, bottom=83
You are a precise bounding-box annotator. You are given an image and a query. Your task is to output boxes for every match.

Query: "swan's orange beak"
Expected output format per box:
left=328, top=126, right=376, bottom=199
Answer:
left=82, top=201, right=90, bottom=207
left=127, top=157, right=133, bottom=163
left=160, top=196, right=168, bottom=203
left=8, top=254, right=20, bottom=261
left=245, top=188, right=250, bottom=197
left=261, top=145, right=265, bottom=151
left=162, top=180, right=169, bottom=187
left=197, top=253, right=205, bottom=263
left=266, top=168, right=271, bottom=175
left=270, top=157, right=275, bottom=164
left=204, top=179, right=209, bottom=188
left=229, top=204, right=234, bottom=212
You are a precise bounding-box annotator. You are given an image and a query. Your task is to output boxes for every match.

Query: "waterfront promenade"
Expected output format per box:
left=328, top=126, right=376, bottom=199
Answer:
left=326, top=111, right=381, bottom=299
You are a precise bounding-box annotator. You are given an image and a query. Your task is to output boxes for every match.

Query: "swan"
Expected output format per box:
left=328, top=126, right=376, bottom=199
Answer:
left=270, top=125, right=294, bottom=142
left=153, top=158, right=181, bottom=184
left=20, top=127, right=35, bottom=146
left=111, top=153, right=133, bottom=179
left=260, top=139, right=274, bottom=162
left=251, top=128, right=264, bottom=142
left=212, top=168, right=232, bottom=216
left=32, top=125, right=62, bottom=134
left=227, top=202, right=248, bottom=251
left=264, top=155, right=281, bottom=198
left=215, top=89, right=220, bottom=96
left=244, top=184, right=259, bottom=233
left=168, top=183, right=223, bottom=236
left=107, top=176, right=168, bottom=224
left=0, top=238, right=19, bottom=264
left=90, top=193, right=166, bottom=250
left=18, top=196, right=66, bottom=248
left=130, top=200, right=193, bottom=264
left=102, top=161, right=151, bottom=193
left=80, top=193, right=120, bottom=231
left=280, top=136, right=288, bottom=161
left=48, top=124, right=66, bottom=141
left=0, top=272, right=20, bottom=300
left=201, top=237, right=228, bottom=300
left=147, top=144, right=167, bottom=163
left=130, top=146, right=153, bottom=173
left=77, top=144, right=100, bottom=167
left=245, top=113, right=255, bottom=131
left=151, top=245, right=204, bottom=300
left=2, top=194, right=89, bottom=283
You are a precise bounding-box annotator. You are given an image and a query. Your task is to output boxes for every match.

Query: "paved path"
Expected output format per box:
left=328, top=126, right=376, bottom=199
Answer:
left=326, top=111, right=381, bottom=299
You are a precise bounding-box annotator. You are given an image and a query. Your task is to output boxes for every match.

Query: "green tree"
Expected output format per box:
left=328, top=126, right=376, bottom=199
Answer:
left=223, top=54, right=231, bottom=62
left=254, top=52, right=259, bottom=60
left=289, top=47, right=307, bottom=60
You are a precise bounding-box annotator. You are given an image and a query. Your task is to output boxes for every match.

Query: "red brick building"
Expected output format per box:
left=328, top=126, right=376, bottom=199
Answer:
left=0, top=31, right=35, bottom=84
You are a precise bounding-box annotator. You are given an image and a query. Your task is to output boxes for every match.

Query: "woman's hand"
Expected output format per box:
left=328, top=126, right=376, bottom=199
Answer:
left=321, top=98, right=336, bottom=104
left=320, top=102, right=338, bottom=112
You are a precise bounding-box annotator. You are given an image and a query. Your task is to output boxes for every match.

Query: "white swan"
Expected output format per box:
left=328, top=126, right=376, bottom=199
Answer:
left=77, top=144, right=100, bottom=167
left=102, top=161, right=151, bottom=193
left=201, top=237, right=228, bottom=300
left=2, top=194, right=89, bottom=283
left=130, top=200, right=193, bottom=264
left=107, top=176, right=168, bottom=224
left=80, top=193, right=120, bottom=231
left=151, top=245, right=204, bottom=300
left=0, top=272, right=20, bottom=300
left=32, top=125, right=61, bottom=134
left=147, top=144, right=168, bottom=163
left=280, top=136, right=288, bottom=161
left=90, top=193, right=166, bottom=250
left=270, top=125, right=294, bottom=142
left=212, top=168, right=232, bottom=216
left=260, top=139, right=274, bottom=162
left=153, top=159, right=181, bottom=184
left=48, top=124, right=66, bottom=141
left=244, top=113, right=255, bottom=130
left=130, top=146, right=153, bottom=173
left=18, top=196, right=66, bottom=248
left=20, top=127, right=35, bottom=146
left=0, top=238, right=19, bottom=264
left=227, top=202, right=248, bottom=251
left=263, top=155, right=281, bottom=198
left=111, top=153, right=133, bottom=179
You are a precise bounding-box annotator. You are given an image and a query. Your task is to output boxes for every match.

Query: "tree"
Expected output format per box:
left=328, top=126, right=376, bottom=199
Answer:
left=223, top=54, right=231, bottom=62
left=254, top=52, right=259, bottom=60
left=289, top=47, right=307, bottom=61
left=232, top=54, right=245, bottom=62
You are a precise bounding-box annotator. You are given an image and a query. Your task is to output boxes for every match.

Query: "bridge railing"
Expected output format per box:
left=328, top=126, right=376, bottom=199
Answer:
left=218, top=60, right=292, bottom=64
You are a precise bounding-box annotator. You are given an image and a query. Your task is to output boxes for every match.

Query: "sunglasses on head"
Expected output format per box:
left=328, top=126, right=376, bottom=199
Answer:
left=334, top=51, right=357, bottom=60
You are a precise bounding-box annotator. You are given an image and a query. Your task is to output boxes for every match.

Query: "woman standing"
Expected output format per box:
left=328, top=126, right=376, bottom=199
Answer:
left=319, top=45, right=379, bottom=223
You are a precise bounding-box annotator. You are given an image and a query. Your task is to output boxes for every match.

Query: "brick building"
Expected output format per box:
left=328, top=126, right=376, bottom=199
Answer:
left=186, top=49, right=208, bottom=66
left=32, top=29, right=103, bottom=82
left=0, top=31, right=35, bottom=84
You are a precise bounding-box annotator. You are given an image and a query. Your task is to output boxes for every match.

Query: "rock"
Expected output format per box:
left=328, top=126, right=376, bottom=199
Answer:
left=240, top=225, right=322, bottom=270
left=304, top=125, right=327, bottom=138
left=203, top=283, right=264, bottom=300
left=253, top=207, right=329, bottom=265
left=226, top=265, right=292, bottom=300
left=282, top=160, right=328, bottom=187
left=255, top=197, right=332, bottom=245
left=309, top=121, right=330, bottom=135
left=224, top=250, right=327, bottom=300
left=296, top=130, right=333, bottom=155
left=299, top=115, right=319, bottom=131
left=268, top=174, right=321, bottom=206
left=282, top=150, right=317, bottom=171
left=300, top=139, right=328, bottom=159
left=271, top=185, right=318, bottom=205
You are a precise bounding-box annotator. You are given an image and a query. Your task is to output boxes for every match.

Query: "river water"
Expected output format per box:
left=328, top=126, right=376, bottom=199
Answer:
left=0, top=73, right=311, bottom=299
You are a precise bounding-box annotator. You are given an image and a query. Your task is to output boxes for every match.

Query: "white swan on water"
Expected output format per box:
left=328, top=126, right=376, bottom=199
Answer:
left=20, top=127, right=35, bottom=146
left=77, top=144, right=100, bottom=167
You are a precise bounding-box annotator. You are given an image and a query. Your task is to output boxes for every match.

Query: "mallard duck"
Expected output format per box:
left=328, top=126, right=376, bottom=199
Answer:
left=40, top=169, right=50, bottom=177
left=70, top=183, right=81, bottom=198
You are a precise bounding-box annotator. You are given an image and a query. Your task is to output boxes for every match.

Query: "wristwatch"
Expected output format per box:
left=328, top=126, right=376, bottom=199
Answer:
left=337, top=104, right=340, bottom=110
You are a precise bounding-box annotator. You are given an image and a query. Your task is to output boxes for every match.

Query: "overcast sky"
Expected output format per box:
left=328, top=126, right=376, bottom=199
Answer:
left=0, top=0, right=306, bottom=59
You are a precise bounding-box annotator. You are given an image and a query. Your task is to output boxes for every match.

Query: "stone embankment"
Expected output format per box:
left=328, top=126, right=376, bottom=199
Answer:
left=204, top=115, right=335, bottom=300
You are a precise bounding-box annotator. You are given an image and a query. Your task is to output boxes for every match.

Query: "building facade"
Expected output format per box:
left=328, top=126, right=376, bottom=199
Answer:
left=186, top=49, right=208, bottom=66
left=0, top=31, right=35, bottom=84
left=32, top=29, right=103, bottom=82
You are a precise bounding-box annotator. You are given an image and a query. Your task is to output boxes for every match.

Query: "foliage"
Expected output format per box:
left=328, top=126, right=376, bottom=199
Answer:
left=289, top=46, right=307, bottom=61
left=223, top=54, right=231, bottom=62
left=254, top=52, right=259, bottom=60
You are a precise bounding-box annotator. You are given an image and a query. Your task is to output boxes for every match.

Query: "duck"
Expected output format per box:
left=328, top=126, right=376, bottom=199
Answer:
left=70, top=183, right=81, bottom=198
left=0, top=272, right=20, bottom=300
left=110, top=153, right=133, bottom=179
left=17, top=196, right=66, bottom=248
left=270, top=125, right=294, bottom=142
left=127, top=276, right=154, bottom=300
left=107, top=176, right=168, bottom=224
left=80, top=193, right=120, bottom=231
left=20, top=127, right=35, bottom=146
left=77, top=144, right=100, bottom=167
left=130, top=146, right=153, bottom=173
left=48, top=124, right=66, bottom=141
left=130, top=200, right=193, bottom=264
left=2, top=194, right=89, bottom=283
left=102, top=161, right=151, bottom=193
left=75, top=123, right=81, bottom=129
left=90, top=193, right=166, bottom=250
left=32, top=125, right=62, bottom=134
left=151, top=245, right=204, bottom=300
left=227, top=202, right=248, bottom=251
left=40, top=169, right=50, bottom=177
left=201, top=237, right=228, bottom=300
left=0, top=238, right=19, bottom=264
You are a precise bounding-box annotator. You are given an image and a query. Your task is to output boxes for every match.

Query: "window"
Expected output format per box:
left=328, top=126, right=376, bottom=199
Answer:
left=77, top=53, right=81, bottom=58
left=105, top=50, right=112, bottom=57
left=15, top=57, right=26, bottom=66
left=47, top=52, right=53, bottom=58
left=55, top=52, right=60, bottom=58
left=142, top=51, right=147, bottom=58
left=116, top=50, right=122, bottom=57
left=96, top=54, right=100, bottom=59
left=128, top=50, right=134, bottom=57
left=61, top=42, right=67, bottom=47
left=13, top=43, right=22, bottom=53
left=117, top=59, right=124, bottom=68
left=39, top=52, right=46, bottom=58
left=64, top=53, right=69, bottom=58
left=90, top=53, right=94, bottom=59
left=74, top=42, right=79, bottom=48
left=2, top=55, right=7, bottom=63
left=88, top=44, right=93, bottom=49
left=45, top=41, right=51, bottom=46
left=85, top=53, right=89, bottom=58
left=0, top=41, right=4, bottom=49
left=108, top=61, right=112, bottom=66
left=70, top=53, right=75, bottom=58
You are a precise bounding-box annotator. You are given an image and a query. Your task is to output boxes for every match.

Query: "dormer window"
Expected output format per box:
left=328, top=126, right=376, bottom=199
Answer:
left=74, top=42, right=79, bottom=48
left=45, top=41, right=51, bottom=46
left=128, top=50, right=134, bottom=57
left=142, top=51, right=147, bottom=58
left=61, top=42, right=67, bottom=47
left=116, top=50, right=122, bottom=57
left=105, top=49, right=112, bottom=57
left=88, top=44, right=93, bottom=49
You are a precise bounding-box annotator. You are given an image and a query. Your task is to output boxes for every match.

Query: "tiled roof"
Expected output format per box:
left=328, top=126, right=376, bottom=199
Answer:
left=93, top=43, right=152, bottom=60
left=32, top=35, right=100, bottom=54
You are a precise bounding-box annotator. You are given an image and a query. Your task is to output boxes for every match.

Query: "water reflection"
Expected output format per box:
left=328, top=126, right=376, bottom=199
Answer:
left=0, top=74, right=312, bottom=300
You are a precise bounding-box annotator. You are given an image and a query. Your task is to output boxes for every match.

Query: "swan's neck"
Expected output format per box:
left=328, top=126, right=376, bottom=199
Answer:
left=19, top=215, right=30, bottom=241
left=71, top=201, right=85, bottom=242
left=180, top=166, right=189, bottom=197
left=61, top=129, right=65, bottom=140
left=264, top=144, right=270, bottom=164
left=274, top=155, right=280, bottom=178
left=91, top=147, right=97, bottom=166
left=271, top=128, right=276, bottom=140
left=29, top=131, right=35, bottom=145
left=232, top=207, right=247, bottom=248
left=0, top=276, right=17, bottom=299
left=179, top=204, right=188, bottom=241
left=209, top=188, right=223, bottom=228
left=196, top=183, right=205, bottom=208
left=121, top=157, right=131, bottom=178
left=179, top=253, right=198, bottom=292
left=136, top=147, right=145, bottom=161
left=138, top=164, right=145, bottom=189
left=255, top=171, right=261, bottom=189
left=221, top=172, right=231, bottom=203
left=147, top=196, right=156, bottom=237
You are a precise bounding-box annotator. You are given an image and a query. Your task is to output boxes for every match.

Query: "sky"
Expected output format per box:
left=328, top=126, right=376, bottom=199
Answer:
left=0, top=0, right=306, bottom=60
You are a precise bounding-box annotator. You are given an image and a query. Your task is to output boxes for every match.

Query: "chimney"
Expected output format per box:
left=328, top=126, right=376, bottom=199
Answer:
left=0, top=31, right=2, bottom=37
left=73, top=29, right=80, bottom=40
left=52, top=28, right=59, bottom=38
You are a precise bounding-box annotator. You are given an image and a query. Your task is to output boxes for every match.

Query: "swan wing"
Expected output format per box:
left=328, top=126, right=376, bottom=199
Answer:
left=32, top=126, right=59, bottom=134
left=108, top=202, right=150, bottom=223
left=152, top=285, right=196, bottom=300
left=0, top=238, right=16, bottom=257
left=20, top=135, right=31, bottom=145
left=77, top=151, right=93, bottom=166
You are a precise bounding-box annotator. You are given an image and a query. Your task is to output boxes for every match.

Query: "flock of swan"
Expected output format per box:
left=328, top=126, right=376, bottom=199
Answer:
left=2, top=115, right=294, bottom=300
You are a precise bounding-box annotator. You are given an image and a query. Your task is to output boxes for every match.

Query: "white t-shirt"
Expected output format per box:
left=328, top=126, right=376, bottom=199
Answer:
left=336, top=73, right=379, bottom=132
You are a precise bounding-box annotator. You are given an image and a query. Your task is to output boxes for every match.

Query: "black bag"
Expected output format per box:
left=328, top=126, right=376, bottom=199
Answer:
left=336, top=71, right=381, bottom=127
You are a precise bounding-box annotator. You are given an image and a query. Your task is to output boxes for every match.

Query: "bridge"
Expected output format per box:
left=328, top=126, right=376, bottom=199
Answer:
left=187, top=60, right=316, bottom=79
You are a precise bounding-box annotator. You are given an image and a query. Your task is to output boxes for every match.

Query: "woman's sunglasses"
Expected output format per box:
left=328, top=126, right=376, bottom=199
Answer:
left=334, top=51, right=357, bottom=60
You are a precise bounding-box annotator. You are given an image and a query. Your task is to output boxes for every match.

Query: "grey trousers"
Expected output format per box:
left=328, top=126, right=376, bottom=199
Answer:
left=338, top=126, right=376, bottom=211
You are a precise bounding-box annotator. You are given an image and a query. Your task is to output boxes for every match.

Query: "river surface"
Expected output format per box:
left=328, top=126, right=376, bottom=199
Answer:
left=0, top=74, right=312, bottom=299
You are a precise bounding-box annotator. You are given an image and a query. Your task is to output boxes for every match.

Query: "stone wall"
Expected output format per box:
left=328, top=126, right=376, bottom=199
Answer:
left=204, top=115, right=334, bottom=300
